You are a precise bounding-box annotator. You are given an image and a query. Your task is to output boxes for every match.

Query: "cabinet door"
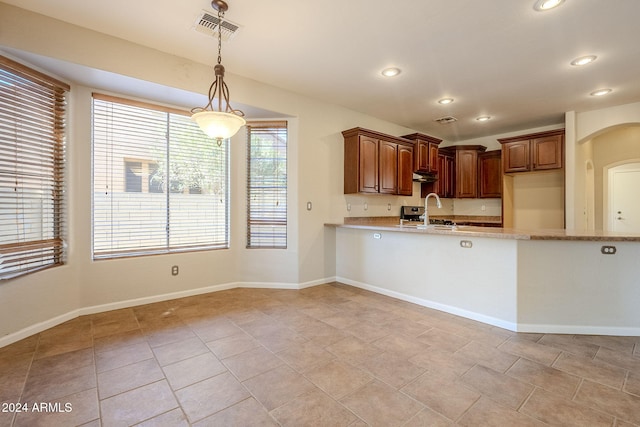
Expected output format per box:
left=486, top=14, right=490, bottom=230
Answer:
left=428, top=143, right=439, bottom=172
left=532, top=134, right=563, bottom=170
left=378, top=140, right=398, bottom=194
left=397, top=144, right=414, bottom=196
left=503, top=140, right=530, bottom=173
left=446, top=156, right=455, bottom=198
left=414, top=140, right=429, bottom=172
left=358, top=136, right=379, bottom=193
left=455, top=150, right=478, bottom=198
left=433, top=154, right=446, bottom=197
left=478, top=151, right=502, bottom=198
left=425, top=153, right=455, bottom=198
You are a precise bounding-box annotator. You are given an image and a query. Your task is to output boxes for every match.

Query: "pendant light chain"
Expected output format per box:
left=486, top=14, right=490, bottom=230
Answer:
left=190, top=0, right=246, bottom=142
left=217, top=8, right=224, bottom=66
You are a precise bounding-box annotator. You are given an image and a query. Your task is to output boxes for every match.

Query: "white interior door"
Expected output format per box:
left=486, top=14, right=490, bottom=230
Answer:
left=609, top=163, right=640, bottom=232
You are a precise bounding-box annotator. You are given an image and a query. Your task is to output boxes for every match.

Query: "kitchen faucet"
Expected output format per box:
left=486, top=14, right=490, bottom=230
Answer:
left=424, top=192, right=442, bottom=227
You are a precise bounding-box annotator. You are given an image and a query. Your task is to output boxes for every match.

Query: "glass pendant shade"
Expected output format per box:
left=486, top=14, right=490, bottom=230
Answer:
left=192, top=110, right=246, bottom=140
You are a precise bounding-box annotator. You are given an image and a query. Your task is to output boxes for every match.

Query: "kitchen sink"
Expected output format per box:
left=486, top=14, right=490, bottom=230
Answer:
left=416, top=224, right=458, bottom=230
left=396, top=221, right=422, bottom=228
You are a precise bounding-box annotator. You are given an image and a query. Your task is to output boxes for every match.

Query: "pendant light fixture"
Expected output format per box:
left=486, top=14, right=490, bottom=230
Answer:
left=191, top=0, right=245, bottom=145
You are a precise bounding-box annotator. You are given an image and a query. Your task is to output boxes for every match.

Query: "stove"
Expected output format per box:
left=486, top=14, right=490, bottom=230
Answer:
left=400, top=206, right=425, bottom=222
left=400, top=206, right=455, bottom=225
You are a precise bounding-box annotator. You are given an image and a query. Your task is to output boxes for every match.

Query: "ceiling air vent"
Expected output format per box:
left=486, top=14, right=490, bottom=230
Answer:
left=194, top=10, right=241, bottom=41
left=434, top=116, right=458, bottom=124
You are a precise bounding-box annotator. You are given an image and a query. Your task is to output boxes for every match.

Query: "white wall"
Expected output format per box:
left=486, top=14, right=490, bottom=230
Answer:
left=2, top=2, right=640, bottom=343
left=0, top=3, right=415, bottom=342
left=517, top=240, right=640, bottom=334
left=335, top=227, right=640, bottom=335
left=335, top=227, right=518, bottom=329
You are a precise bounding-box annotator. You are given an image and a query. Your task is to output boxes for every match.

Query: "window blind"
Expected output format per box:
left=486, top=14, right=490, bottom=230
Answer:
left=246, top=121, right=287, bottom=248
left=0, top=56, right=69, bottom=280
left=92, top=94, right=229, bottom=259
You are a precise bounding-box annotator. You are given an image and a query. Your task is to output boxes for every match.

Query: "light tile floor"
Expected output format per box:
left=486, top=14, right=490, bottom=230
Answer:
left=1, top=282, right=639, bottom=426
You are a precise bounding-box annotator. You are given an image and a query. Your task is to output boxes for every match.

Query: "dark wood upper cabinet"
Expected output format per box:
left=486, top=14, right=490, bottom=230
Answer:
left=478, top=150, right=502, bottom=198
left=357, top=135, right=378, bottom=193
left=502, top=140, right=529, bottom=172
left=421, top=151, right=455, bottom=198
left=499, top=129, right=564, bottom=173
left=438, top=145, right=486, bottom=199
left=343, top=127, right=414, bottom=196
left=401, top=133, right=442, bottom=174
left=532, top=134, right=563, bottom=170
left=455, top=149, right=479, bottom=198
left=397, top=144, right=414, bottom=196
left=378, top=139, right=398, bottom=194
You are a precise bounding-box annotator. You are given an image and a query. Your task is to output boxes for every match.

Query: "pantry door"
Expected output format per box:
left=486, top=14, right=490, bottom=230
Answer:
left=609, top=163, right=640, bottom=233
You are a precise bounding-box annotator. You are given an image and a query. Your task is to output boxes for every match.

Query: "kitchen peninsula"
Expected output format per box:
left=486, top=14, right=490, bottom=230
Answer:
left=327, top=220, right=640, bottom=336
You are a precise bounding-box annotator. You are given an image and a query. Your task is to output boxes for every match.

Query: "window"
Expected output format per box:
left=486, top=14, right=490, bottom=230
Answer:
left=92, top=94, right=229, bottom=259
left=246, top=121, right=287, bottom=248
left=124, top=159, right=160, bottom=193
left=0, top=56, right=69, bottom=280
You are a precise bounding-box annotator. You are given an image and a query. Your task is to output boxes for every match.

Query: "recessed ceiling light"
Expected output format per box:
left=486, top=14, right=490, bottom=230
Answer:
left=438, top=98, right=454, bottom=105
left=571, top=55, right=597, bottom=66
left=590, top=88, right=612, bottom=97
left=476, top=116, right=491, bottom=122
left=381, top=67, right=401, bottom=77
left=533, top=0, right=565, bottom=11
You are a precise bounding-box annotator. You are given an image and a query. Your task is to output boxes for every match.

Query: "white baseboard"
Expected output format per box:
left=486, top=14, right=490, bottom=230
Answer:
left=1, top=310, right=82, bottom=349
left=516, top=323, right=640, bottom=336
left=77, top=282, right=240, bottom=317
left=0, top=278, right=335, bottom=349
left=337, top=276, right=518, bottom=332
left=8, top=275, right=634, bottom=349
left=337, top=276, right=640, bottom=336
left=300, top=276, right=337, bottom=289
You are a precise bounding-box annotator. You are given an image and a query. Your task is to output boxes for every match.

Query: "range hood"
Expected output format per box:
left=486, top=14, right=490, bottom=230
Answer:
left=413, top=172, right=438, bottom=183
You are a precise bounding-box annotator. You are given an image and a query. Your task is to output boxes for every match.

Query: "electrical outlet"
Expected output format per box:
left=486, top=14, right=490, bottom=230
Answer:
left=373, top=233, right=382, bottom=239
left=460, top=240, right=473, bottom=248
left=171, top=265, right=179, bottom=276
left=601, top=246, right=616, bottom=255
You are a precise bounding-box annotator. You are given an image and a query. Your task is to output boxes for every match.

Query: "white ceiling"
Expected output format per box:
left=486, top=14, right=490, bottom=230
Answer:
left=4, top=0, right=640, bottom=141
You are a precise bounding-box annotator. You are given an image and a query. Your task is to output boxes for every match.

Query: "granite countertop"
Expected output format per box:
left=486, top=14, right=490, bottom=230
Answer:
left=327, top=217, right=640, bottom=242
